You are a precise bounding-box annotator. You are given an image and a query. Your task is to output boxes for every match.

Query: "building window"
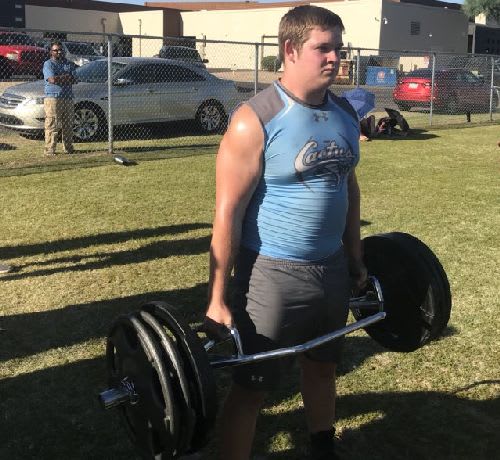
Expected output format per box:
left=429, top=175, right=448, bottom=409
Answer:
left=15, top=3, right=23, bottom=8
left=15, top=17, right=23, bottom=22
left=410, top=21, right=421, bottom=35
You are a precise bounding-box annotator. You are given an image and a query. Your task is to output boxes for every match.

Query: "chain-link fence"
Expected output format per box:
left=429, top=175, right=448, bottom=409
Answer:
left=350, top=47, right=499, bottom=129
left=0, top=27, right=498, bottom=154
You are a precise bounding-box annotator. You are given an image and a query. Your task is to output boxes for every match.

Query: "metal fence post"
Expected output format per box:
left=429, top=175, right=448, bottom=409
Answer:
left=107, top=34, right=113, bottom=155
left=429, top=53, right=436, bottom=127
left=489, top=56, right=494, bottom=122
left=356, top=48, right=360, bottom=87
left=254, top=43, right=259, bottom=95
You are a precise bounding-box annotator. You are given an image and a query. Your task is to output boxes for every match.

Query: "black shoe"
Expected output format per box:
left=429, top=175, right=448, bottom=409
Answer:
left=310, top=428, right=339, bottom=460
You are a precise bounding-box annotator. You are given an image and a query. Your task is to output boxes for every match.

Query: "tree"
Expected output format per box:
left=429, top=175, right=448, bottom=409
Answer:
left=462, top=0, right=500, bottom=22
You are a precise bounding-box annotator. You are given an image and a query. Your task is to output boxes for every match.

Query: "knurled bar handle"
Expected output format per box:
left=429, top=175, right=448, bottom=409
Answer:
left=209, top=311, right=386, bottom=369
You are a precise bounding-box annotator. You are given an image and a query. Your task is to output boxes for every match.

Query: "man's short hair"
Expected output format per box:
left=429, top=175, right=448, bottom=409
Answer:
left=278, top=5, right=344, bottom=61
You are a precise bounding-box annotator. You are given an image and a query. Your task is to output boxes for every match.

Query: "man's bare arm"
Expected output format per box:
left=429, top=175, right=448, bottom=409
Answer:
left=47, top=74, right=77, bottom=85
left=342, top=170, right=367, bottom=290
left=205, top=104, right=264, bottom=326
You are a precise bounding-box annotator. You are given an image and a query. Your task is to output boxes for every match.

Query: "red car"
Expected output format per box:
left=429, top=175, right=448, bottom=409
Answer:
left=393, top=68, right=497, bottom=113
left=0, top=32, right=48, bottom=79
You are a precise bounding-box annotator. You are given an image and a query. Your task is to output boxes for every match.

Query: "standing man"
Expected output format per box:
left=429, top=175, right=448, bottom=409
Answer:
left=204, top=5, right=366, bottom=460
left=43, top=41, right=78, bottom=156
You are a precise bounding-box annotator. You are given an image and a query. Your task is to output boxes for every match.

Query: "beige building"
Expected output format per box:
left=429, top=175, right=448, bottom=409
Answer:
left=15, top=0, right=477, bottom=68
left=177, top=0, right=468, bottom=69
left=23, top=0, right=181, bottom=57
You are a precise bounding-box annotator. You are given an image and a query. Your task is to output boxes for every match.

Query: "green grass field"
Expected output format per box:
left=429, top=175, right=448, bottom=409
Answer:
left=1, top=124, right=499, bottom=460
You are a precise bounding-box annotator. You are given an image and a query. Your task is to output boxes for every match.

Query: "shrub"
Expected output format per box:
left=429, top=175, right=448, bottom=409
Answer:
left=262, top=55, right=280, bottom=72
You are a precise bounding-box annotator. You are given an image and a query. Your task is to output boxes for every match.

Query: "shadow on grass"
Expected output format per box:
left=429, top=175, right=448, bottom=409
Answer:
left=0, top=357, right=138, bottom=460
left=371, top=129, right=439, bottom=142
left=2, top=354, right=498, bottom=460
left=116, top=143, right=218, bottom=155
left=111, top=121, right=225, bottom=142
left=0, top=222, right=211, bottom=259
left=0, top=143, right=16, bottom=151
left=1, top=283, right=210, bottom=362
left=254, top=387, right=499, bottom=460
left=3, top=234, right=211, bottom=281
left=0, top=144, right=218, bottom=178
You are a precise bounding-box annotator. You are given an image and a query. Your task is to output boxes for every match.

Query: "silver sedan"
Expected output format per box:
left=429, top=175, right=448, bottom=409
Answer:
left=0, top=57, right=242, bottom=141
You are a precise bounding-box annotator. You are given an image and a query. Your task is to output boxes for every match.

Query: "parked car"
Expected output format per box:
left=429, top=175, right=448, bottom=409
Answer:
left=63, top=41, right=103, bottom=67
left=156, top=46, right=208, bottom=68
left=393, top=68, right=498, bottom=113
left=36, top=40, right=103, bottom=67
left=0, top=57, right=241, bottom=141
left=445, top=55, right=500, bottom=86
left=0, top=32, right=48, bottom=79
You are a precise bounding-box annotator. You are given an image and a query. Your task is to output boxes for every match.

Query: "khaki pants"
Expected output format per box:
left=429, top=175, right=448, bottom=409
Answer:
left=44, top=97, right=74, bottom=154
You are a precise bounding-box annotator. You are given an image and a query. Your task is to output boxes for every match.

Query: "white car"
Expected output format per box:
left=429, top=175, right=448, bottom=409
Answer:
left=0, top=57, right=242, bottom=141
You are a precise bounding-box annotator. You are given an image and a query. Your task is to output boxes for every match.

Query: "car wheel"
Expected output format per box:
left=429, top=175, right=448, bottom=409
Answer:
left=396, top=102, right=410, bottom=111
left=73, top=103, right=106, bottom=142
left=196, top=100, right=226, bottom=134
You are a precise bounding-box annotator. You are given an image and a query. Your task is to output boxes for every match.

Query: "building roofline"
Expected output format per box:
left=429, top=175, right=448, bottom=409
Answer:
left=144, top=0, right=330, bottom=12
left=25, top=0, right=156, bottom=13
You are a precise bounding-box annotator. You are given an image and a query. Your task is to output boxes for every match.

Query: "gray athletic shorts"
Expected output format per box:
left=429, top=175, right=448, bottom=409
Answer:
left=230, top=246, right=351, bottom=391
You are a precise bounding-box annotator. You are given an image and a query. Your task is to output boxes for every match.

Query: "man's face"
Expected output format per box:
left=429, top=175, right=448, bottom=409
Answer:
left=50, top=45, right=64, bottom=61
left=293, top=26, right=343, bottom=89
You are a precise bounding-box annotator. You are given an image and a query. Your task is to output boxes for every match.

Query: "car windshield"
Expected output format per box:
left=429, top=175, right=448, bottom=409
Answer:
left=0, top=33, right=37, bottom=46
left=405, top=69, right=432, bottom=78
left=65, top=42, right=99, bottom=56
left=76, top=60, right=127, bottom=83
left=163, top=47, right=200, bottom=60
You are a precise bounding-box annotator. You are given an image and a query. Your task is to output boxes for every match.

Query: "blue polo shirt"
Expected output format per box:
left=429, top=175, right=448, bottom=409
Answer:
left=43, top=59, right=77, bottom=98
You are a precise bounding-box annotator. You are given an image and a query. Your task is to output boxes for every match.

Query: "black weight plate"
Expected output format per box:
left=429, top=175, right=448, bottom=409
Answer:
left=386, top=232, right=451, bottom=339
left=106, top=314, right=180, bottom=459
left=354, top=233, right=437, bottom=351
left=139, top=310, right=196, bottom=456
left=383, top=232, right=444, bottom=340
left=142, top=301, right=217, bottom=451
left=401, top=233, right=451, bottom=332
left=418, top=243, right=451, bottom=334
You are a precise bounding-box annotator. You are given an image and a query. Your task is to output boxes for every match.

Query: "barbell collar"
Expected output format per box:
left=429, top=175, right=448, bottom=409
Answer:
left=98, top=377, right=138, bottom=410
left=209, top=311, right=386, bottom=369
left=349, top=276, right=384, bottom=311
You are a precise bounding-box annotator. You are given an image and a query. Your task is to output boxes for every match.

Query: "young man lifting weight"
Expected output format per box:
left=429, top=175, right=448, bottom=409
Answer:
left=204, top=6, right=366, bottom=459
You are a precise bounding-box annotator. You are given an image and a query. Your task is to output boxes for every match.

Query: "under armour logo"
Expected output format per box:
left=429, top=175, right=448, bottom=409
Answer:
left=313, top=112, right=328, bottom=122
left=251, top=375, right=264, bottom=382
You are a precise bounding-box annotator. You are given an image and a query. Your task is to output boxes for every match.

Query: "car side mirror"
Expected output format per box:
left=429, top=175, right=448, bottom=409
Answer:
left=114, top=78, right=134, bottom=86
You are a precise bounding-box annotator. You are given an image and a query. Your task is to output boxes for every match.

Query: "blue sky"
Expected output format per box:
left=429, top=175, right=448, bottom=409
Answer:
left=97, top=0, right=464, bottom=4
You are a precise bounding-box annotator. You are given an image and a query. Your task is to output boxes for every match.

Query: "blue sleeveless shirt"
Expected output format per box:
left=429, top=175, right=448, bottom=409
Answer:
left=241, top=81, right=360, bottom=261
